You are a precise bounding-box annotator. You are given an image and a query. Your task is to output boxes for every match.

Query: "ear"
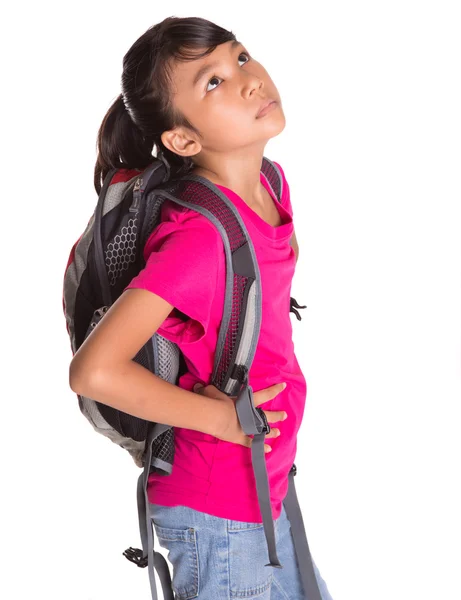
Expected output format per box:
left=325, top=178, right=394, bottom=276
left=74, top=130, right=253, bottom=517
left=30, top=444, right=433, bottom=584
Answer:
left=161, top=128, right=202, bottom=158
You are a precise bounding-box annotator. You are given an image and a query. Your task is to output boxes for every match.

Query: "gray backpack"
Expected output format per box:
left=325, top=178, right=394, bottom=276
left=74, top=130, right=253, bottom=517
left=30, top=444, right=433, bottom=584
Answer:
left=63, top=153, right=321, bottom=599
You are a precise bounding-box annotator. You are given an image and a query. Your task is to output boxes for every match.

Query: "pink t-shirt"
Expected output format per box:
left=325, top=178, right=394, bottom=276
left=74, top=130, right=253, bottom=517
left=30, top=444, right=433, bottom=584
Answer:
left=124, top=161, right=307, bottom=522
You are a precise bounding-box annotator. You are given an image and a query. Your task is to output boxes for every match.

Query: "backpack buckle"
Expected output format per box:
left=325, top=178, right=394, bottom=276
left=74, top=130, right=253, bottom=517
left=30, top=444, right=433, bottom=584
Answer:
left=123, top=547, right=148, bottom=568
left=290, top=463, right=297, bottom=476
left=255, top=406, right=271, bottom=435
left=290, top=296, right=307, bottom=321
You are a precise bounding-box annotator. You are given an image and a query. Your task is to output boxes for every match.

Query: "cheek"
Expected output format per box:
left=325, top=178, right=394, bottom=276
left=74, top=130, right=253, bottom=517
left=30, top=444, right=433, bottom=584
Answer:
left=208, top=99, right=254, bottom=125
left=200, top=104, right=256, bottom=145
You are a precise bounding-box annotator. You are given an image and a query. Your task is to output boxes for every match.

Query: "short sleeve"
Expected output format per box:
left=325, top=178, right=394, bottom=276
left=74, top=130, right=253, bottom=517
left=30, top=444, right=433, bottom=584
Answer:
left=272, top=160, right=293, bottom=218
left=124, top=208, right=223, bottom=345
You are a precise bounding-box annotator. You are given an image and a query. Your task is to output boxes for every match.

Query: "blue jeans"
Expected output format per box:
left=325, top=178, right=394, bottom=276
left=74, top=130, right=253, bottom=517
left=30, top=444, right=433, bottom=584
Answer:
left=150, top=501, right=334, bottom=599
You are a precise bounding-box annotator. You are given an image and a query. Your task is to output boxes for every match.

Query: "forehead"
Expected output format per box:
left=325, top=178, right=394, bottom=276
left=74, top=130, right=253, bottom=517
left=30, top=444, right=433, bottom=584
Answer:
left=169, top=40, right=243, bottom=91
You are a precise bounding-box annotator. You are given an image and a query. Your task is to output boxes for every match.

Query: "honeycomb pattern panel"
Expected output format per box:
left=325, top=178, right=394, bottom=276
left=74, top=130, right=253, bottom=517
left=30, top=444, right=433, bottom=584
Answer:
left=105, top=217, right=138, bottom=286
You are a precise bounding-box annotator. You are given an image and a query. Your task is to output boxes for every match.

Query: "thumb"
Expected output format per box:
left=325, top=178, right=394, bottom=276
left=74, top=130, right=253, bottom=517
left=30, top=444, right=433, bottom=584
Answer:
left=193, top=382, right=205, bottom=393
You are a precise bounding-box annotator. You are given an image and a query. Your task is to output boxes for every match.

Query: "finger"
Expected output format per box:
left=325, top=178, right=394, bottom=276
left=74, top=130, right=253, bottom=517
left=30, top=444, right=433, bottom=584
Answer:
left=246, top=437, right=273, bottom=454
left=265, top=428, right=281, bottom=439
left=247, top=427, right=281, bottom=440
left=253, top=382, right=287, bottom=406
left=264, top=410, right=288, bottom=423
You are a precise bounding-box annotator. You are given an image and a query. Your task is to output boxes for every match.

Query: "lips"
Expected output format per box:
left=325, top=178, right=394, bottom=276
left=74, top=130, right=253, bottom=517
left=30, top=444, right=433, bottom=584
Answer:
left=256, top=98, right=276, bottom=118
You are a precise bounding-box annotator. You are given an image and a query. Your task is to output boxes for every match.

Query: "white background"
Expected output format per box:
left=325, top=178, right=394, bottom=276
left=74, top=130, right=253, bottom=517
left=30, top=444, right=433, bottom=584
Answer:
left=2, top=1, right=460, bottom=599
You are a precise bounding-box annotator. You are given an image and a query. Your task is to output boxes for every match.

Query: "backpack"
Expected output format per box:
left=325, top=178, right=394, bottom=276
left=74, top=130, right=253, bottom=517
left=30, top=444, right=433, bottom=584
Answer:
left=62, top=153, right=322, bottom=600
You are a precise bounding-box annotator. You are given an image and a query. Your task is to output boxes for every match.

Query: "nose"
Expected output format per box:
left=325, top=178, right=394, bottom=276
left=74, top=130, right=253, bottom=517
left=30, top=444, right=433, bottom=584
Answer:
left=243, top=75, right=264, bottom=99
left=240, top=69, right=264, bottom=98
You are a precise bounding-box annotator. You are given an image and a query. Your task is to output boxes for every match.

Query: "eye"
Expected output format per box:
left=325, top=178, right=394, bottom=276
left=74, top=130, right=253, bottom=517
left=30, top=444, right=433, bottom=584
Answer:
left=205, top=52, right=250, bottom=93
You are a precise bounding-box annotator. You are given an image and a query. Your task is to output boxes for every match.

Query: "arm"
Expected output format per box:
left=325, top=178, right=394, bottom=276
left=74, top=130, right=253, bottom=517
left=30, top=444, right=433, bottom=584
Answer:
left=290, top=228, right=299, bottom=263
left=69, top=288, right=226, bottom=437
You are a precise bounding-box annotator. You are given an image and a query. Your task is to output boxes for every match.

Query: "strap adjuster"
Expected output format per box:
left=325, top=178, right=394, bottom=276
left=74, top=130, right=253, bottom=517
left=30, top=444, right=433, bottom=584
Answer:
left=123, top=547, right=148, bottom=568
left=290, top=296, right=307, bottom=321
left=255, top=406, right=271, bottom=435
left=290, top=463, right=297, bottom=476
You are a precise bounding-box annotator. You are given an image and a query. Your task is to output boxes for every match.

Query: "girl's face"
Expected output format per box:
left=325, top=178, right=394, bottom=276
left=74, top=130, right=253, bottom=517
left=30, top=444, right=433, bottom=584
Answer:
left=164, top=40, right=286, bottom=156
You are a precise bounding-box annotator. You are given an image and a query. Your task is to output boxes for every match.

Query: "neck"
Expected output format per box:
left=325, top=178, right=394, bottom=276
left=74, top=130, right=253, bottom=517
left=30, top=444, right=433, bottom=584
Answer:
left=190, top=143, right=268, bottom=207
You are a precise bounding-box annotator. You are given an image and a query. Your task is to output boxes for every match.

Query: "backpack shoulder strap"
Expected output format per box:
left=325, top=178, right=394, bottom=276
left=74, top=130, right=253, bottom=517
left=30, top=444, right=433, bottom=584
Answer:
left=136, top=154, right=281, bottom=395
left=261, top=156, right=284, bottom=204
left=143, top=164, right=267, bottom=397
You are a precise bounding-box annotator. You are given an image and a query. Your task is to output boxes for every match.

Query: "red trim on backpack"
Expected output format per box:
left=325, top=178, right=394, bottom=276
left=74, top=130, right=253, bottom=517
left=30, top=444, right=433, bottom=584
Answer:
left=111, top=168, right=143, bottom=185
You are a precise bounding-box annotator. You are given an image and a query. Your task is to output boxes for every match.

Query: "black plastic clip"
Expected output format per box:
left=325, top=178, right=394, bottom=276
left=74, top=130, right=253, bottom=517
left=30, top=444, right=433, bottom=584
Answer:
left=255, top=406, right=271, bottom=435
left=290, top=462, right=297, bottom=476
left=290, top=296, right=307, bottom=321
left=123, top=547, right=148, bottom=568
left=240, top=364, right=249, bottom=386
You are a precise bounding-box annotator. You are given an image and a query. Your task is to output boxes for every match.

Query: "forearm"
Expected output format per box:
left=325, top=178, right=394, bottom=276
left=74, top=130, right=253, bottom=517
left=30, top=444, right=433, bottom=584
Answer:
left=290, top=232, right=299, bottom=264
left=70, top=359, right=224, bottom=436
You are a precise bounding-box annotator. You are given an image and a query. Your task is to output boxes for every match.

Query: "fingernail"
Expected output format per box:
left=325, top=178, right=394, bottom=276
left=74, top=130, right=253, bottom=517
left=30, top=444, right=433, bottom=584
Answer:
left=265, top=446, right=272, bottom=453
left=283, top=413, right=288, bottom=420
left=282, top=382, right=287, bottom=389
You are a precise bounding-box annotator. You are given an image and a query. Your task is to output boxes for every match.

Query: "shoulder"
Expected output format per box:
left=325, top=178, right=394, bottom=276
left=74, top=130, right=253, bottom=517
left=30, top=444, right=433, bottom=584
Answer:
left=143, top=198, right=224, bottom=260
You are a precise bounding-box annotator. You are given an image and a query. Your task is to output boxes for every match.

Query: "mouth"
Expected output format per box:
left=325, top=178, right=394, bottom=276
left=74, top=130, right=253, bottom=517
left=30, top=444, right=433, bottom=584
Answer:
left=256, top=99, right=277, bottom=118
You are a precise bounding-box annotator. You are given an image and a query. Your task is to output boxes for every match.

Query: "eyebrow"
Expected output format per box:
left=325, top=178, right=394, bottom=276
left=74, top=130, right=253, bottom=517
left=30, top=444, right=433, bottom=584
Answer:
left=192, top=40, right=242, bottom=88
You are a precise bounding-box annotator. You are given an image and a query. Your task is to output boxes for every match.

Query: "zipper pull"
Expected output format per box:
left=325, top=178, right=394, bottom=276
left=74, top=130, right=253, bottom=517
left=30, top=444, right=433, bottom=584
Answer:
left=130, top=177, right=142, bottom=213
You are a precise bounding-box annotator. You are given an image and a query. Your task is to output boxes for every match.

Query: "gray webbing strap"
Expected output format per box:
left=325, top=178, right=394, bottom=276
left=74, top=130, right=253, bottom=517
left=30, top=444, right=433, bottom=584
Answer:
left=283, top=465, right=323, bottom=599
left=237, top=376, right=323, bottom=599
left=137, top=427, right=174, bottom=600
left=135, top=414, right=322, bottom=600
left=235, top=381, right=283, bottom=568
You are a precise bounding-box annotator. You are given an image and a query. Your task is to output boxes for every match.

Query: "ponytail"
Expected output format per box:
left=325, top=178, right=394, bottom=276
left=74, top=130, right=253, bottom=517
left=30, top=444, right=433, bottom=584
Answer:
left=94, top=94, right=156, bottom=195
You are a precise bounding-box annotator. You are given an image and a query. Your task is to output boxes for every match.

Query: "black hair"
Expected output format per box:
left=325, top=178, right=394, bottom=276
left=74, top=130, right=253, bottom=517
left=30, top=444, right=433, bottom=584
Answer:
left=94, top=16, right=237, bottom=194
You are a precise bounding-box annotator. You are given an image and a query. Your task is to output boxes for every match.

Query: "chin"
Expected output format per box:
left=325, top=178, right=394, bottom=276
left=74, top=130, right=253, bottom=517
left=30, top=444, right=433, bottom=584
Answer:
left=261, top=112, right=286, bottom=139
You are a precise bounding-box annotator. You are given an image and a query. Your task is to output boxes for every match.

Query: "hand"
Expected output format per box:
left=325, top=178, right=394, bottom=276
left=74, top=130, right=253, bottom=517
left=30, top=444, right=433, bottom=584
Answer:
left=193, top=381, right=288, bottom=453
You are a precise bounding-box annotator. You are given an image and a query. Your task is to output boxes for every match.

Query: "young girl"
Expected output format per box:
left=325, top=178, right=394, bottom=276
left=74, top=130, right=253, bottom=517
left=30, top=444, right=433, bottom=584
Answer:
left=69, top=15, right=334, bottom=600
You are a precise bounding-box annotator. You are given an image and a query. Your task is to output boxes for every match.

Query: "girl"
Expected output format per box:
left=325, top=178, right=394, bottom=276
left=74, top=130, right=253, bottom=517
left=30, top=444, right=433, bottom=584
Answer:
left=69, top=15, right=334, bottom=600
